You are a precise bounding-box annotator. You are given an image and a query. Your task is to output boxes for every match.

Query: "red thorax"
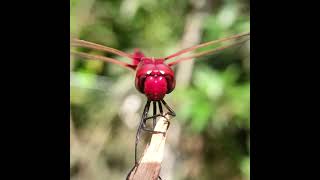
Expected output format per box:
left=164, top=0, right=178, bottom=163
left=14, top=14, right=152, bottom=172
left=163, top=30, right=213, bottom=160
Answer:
left=134, top=50, right=175, bottom=101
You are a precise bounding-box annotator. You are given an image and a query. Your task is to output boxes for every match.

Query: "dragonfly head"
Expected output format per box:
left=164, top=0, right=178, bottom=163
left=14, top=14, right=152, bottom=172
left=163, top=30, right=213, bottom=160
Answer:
left=135, top=58, right=176, bottom=101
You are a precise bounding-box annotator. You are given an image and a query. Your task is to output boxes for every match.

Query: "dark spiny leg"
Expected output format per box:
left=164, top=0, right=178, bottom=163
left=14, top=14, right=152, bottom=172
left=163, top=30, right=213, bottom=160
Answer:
left=135, top=100, right=151, bottom=164
left=141, top=114, right=170, bottom=134
left=127, top=100, right=151, bottom=180
left=161, top=100, right=176, bottom=117
left=126, top=165, right=135, bottom=180
left=157, top=101, right=170, bottom=128
left=142, top=100, right=175, bottom=133
left=158, top=101, right=163, bottom=114
left=153, top=101, right=157, bottom=129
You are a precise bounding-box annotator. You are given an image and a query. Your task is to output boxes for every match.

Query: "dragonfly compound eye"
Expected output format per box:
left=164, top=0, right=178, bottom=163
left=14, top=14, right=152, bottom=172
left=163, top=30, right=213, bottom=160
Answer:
left=135, top=75, right=146, bottom=94
left=165, top=75, right=175, bottom=94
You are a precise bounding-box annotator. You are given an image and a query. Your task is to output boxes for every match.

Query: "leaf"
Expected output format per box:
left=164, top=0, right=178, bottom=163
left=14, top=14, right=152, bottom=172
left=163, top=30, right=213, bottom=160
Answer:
left=193, top=66, right=224, bottom=100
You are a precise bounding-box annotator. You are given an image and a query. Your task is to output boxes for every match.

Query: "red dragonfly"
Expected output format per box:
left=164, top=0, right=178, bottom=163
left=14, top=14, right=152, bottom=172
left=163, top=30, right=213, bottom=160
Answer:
left=70, top=32, right=250, bottom=179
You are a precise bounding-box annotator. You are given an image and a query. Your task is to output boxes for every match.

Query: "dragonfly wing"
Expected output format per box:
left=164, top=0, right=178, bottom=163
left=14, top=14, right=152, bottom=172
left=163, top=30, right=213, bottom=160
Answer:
left=164, top=32, right=250, bottom=61
left=71, top=38, right=133, bottom=59
left=71, top=51, right=136, bottom=70
left=168, top=37, right=250, bottom=66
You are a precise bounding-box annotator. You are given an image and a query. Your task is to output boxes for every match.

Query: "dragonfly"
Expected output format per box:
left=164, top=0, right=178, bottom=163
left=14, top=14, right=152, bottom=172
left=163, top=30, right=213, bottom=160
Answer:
left=70, top=32, right=250, bottom=179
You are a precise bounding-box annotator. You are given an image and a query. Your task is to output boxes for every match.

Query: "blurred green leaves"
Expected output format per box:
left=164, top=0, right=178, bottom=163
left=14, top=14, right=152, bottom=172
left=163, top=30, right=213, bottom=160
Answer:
left=203, top=0, right=250, bottom=43
left=174, top=64, right=249, bottom=133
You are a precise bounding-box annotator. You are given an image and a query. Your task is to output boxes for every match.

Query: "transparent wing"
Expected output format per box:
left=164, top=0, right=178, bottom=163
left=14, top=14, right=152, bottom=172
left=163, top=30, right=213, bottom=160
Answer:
left=71, top=51, right=136, bottom=71
left=164, top=32, right=250, bottom=64
left=71, top=38, right=133, bottom=59
left=168, top=37, right=250, bottom=66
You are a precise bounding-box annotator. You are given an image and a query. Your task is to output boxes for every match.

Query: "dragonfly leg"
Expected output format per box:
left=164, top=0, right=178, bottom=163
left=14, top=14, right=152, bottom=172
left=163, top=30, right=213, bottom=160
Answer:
left=141, top=100, right=175, bottom=133
left=141, top=110, right=170, bottom=134
left=153, top=101, right=157, bottom=129
left=127, top=100, right=151, bottom=180
left=126, top=165, right=136, bottom=180
left=161, top=100, right=176, bottom=117
left=158, top=100, right=163, bottom=114
left=135, top=100, right=151, bottom=164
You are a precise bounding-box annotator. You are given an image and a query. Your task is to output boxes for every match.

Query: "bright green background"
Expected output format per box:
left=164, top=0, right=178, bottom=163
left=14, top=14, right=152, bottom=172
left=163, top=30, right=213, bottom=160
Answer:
left=70, top=0, right=250, bottom=179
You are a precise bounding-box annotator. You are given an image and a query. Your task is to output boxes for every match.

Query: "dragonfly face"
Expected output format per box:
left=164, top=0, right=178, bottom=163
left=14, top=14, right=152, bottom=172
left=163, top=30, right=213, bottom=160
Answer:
left=135, top=57, right=175, bottom=101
